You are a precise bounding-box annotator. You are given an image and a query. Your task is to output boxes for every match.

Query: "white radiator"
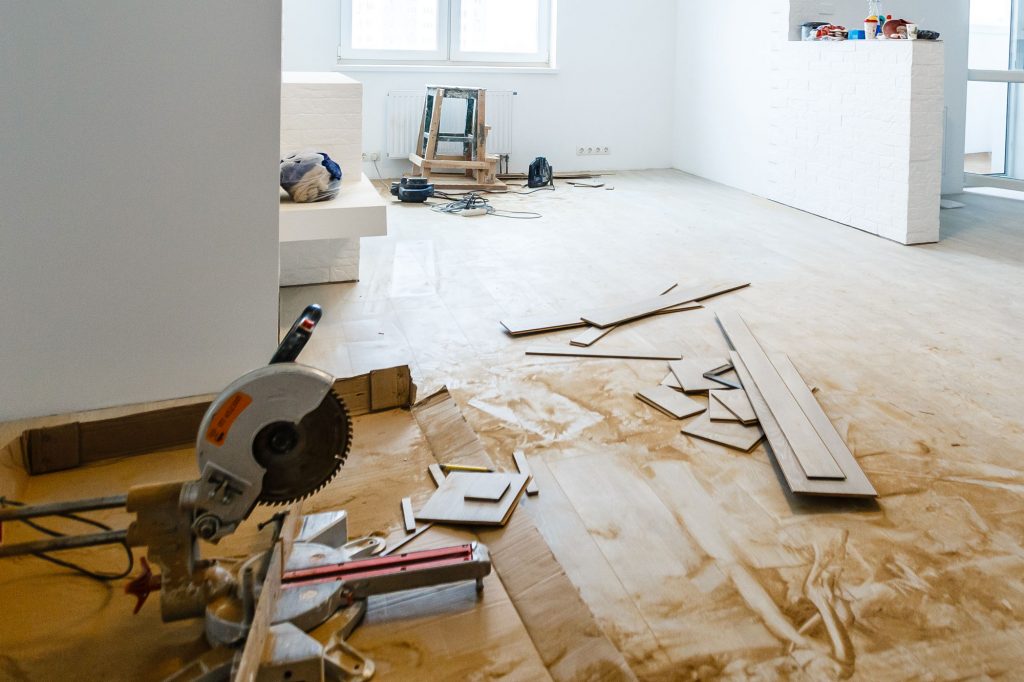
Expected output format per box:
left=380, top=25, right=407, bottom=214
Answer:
left=386, top=89, right=514, bottom=159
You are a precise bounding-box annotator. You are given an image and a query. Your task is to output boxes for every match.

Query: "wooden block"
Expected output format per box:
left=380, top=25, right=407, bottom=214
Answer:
left=635, top=386, right=707, bottom=420
left=668, top=358, right=732, bottom=393
left=513, top=450, right=539, bottom=495
left=401, top=497, right=416, bottom=533
left=526, top=345, right=682, bottom=361
left=716, top=311, right=845, bottom=480
left=500, top=313, right=585, bottom=336
left=730, top=352, right=876, bottom=498
left=464, top=475, right=511, bottom=502
left=580, top=281, right=750, bottom=329
left=711, top=389, right=758, bottom=425
left=415, top=472, right=529, bottom=526
left=708, top=391, right=741, bottom=423
left=681, top=412, right=764, bottom=452
left=427, top=463, right=446, bottom=488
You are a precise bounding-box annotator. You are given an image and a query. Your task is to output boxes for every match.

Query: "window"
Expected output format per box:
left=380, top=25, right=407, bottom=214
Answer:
left=339, top=0, right=552, bottom=65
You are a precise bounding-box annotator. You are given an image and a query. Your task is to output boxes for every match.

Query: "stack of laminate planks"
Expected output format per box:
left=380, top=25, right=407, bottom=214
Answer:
left=716, top=311, right=876, bottom=498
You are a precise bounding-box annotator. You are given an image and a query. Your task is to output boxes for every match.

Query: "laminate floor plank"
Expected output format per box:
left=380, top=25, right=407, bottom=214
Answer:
left=526, top=346, right=682, bottom=361
left=669, top=358, right=732, bottom=393
left=580, top=281, right=750, bottom=329
left=730, top=352, right=877, bottom=497
left=716, top=311, right=846, bottom=480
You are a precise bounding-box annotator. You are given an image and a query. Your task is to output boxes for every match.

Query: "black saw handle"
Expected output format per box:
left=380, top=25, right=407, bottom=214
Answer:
left=270, top=304, right=322, bottom=364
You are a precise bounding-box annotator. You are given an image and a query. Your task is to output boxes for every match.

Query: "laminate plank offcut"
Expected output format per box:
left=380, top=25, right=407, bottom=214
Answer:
left=464, top=475, right=512, bottom=502
left=512, top=450, right=539, bottom=495
left=580, top=281, right=750, bottom=329
left=715, top=311, right=845, bottom=480
left=415, top=472, right=529, bottom=526
left=525, top=345, right=682, bottom=361
left=730, top=352, right=876, bottom=498
left=668, top=358, right=732, bottom=393
left=636, top=386, right=707, bottom=420
left=709, top=392, right=740, bottom=422
left=711, top=389, right=758, bottom=425
left=681, top=412, right=764, bottom=452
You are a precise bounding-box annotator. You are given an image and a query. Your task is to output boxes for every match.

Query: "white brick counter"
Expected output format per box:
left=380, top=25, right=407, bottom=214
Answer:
left=767, top=40, right=945, bottom=245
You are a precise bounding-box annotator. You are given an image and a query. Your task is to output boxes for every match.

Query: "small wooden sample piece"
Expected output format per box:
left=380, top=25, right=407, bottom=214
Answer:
left=580, top=281, right=750, bottom=329
left=669, top=358, right=732, bottom=393
left=681, top=412, right=764, bottom=452
left=464, top=475, right=511, bottom=502
left=415, top=472, right=529, bottom=526
left=401, top=497, right=416, bottom=533
left=636, top=386, right=707, bottom=420
left=711, top=389, right=758, bottom=425
left=513, top=450, right=539, bottom=495
left=526, top=345, right=682, bottom=361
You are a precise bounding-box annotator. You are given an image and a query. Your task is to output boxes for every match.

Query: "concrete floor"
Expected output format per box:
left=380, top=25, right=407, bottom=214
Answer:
left=281, top=169, right=1024, bottom=679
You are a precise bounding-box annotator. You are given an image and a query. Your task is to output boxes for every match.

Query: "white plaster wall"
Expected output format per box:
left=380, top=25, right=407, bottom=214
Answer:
left=674, top=0, right=969, bottom=197
left=282, top=0, right=678, bottom=177
left=0, top=1, right=282, bottom=421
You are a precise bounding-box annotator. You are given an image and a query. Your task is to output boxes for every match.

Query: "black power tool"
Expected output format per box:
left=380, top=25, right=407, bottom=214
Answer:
left=528, top=157, right=553, bottom=189
left=390, top=177, right=435, bottom=203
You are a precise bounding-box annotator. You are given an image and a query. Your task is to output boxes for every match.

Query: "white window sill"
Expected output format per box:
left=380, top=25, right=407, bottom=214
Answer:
left=335, top=63, right=559, bottom=75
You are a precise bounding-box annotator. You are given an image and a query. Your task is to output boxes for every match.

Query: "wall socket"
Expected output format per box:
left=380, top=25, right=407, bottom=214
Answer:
left=361, top=152, right=381, bottom=161
left=577, top=146, right=610, bottom=156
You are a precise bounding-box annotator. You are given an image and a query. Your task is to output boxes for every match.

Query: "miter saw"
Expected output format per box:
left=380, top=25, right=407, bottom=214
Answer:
left=0, top=304, right=491, bottom=681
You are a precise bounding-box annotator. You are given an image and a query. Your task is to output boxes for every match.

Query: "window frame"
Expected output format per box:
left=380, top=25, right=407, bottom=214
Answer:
left=338, top=0, right=450, bottom=62
left=338, top=0, right=553, bottom=66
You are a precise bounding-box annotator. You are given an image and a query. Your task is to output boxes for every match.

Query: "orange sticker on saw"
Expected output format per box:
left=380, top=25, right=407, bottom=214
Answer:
left=205, top=392, right=253, bottom=446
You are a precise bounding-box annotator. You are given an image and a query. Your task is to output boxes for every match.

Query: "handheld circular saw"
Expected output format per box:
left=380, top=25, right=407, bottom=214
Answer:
left=185, top=304, right=352, bottom=541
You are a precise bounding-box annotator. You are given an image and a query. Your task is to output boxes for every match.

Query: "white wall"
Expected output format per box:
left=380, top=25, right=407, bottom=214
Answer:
left=0, top=1, right=282, bottom=421
left=282, top=0, right=678, bottom=177
left=674, top=0, right=970, bottom=197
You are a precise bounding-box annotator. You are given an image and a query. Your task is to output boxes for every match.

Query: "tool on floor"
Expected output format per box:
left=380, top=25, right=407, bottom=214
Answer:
left=390, top=177, right=435, bottom=203
left=528, top=156, right=554, bottom=189
left=0, top=304, right=492, bottom=681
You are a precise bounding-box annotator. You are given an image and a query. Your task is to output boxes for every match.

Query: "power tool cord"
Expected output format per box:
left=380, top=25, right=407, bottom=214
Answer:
left=0, top=496, right=134, bottom=581
left=430, top=191, right=543, bottom=219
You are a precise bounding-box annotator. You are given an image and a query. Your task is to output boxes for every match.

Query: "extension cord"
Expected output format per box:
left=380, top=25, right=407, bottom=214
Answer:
left=460, top=208, right=488, bottom=217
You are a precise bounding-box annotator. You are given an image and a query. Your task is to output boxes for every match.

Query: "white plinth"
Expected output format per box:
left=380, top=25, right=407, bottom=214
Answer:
left=767, top=41, right=945, bottom=245
left=279, top=173, right=388, bottom=286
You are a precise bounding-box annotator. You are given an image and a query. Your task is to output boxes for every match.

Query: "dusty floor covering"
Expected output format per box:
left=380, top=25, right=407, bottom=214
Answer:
left=283, top=171, right=1024, bottom=679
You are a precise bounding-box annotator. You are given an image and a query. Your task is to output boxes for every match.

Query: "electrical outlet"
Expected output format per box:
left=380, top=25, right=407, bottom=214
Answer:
left=577, top=146, right=610, bottom=156
left=361, top=152, right=381, bottom=162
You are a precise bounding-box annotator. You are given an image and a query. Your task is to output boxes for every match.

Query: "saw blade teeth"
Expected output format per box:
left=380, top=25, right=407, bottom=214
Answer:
left=255, top=386, right=353, bottom=506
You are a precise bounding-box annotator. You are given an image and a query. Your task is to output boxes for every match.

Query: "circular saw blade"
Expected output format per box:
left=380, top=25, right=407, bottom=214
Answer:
left=252, top=389, right=352, bottom=505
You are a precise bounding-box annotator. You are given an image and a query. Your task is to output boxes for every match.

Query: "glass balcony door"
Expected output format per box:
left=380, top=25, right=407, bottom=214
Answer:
left=966, top=0, right=1024, bottom=189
